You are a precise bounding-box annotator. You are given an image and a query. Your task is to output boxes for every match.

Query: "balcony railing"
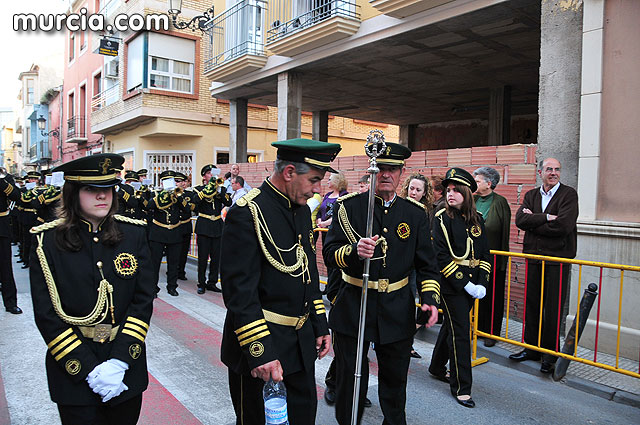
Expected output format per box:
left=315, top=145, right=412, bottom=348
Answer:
left=29, top=144, right=37, bottom=161
left=39, top=140, right=51, bottom=160
left=265, top=0, right=359, bottom=44
left=205, top=0, right=267, bottom=74
left=91, top=84, right=120, bottom=112
left=67, top=115, right=87, bottom=142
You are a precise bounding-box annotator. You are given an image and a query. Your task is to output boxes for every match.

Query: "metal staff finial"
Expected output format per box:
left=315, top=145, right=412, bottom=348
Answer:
left=350, top=129, right=386, bottom=425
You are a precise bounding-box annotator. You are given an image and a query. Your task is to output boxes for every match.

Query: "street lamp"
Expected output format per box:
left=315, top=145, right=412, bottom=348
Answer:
left=37, top=115, right=60, bottom=138
left=167, top=0, right=214, bottom=32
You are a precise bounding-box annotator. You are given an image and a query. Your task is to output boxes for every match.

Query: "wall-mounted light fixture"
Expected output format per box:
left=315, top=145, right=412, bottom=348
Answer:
left=167, top=0, right=214, bottom=32
left=37, top=115, right=60, bottom=138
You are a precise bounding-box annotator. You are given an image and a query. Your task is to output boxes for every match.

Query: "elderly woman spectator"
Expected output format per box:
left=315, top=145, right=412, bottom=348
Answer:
left=316, top=172, right=348, bottom=235
left=473, top=167, right=511, bottom=347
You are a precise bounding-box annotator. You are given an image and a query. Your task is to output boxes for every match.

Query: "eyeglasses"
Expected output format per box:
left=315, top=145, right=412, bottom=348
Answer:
left=544, top=167, right=561, bottom=173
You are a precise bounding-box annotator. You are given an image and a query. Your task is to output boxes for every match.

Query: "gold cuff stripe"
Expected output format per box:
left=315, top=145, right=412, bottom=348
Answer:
left=47, top=328, right=74, bottom=348
left=124, top=323, right=148, bottom=337
left=127, top=317, right=149, bottom=330
left=122, top=329, right=145, bottom=342
left=4, top=185, right=13, bottom=195
left=235, top=318, right=266, bottom=335
left=237, top=325, right=269, bottom=343
left=316, top=309, right=326, bottom=315
left=313, top=299, right=324, bottom=305
left=50, top=335, right=78, bottom=356
left=54, top=340, right=82, bottom=361
left=421, top=285, right=441, bottom=294
left=123, top=192, right=130, bottom=202
left=441, top=262, right=456, bottom=274
left=239, top=331, right=270, bottom=347
left=443, top=266, right=458, bottom=278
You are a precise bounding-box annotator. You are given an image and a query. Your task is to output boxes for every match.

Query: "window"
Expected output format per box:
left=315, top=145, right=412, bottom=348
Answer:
left=80, top=30, right=87, bottom=51
left=93, top=72, right=102, bottom=97
left=146, top=152, right=194, bottom=187
left=149, top=56, right=193, bottom=93
left=69, top=33, right=75, bottom=62
left=126, top=33, right=144, bottom=92
left=26, top=80, right=34, bottom=105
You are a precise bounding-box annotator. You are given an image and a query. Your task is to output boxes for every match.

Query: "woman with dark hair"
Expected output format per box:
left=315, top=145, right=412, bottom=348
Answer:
left=473, top=167, right=511, bottom=347
left=29, top=153, right=155, bottom=425
left=428, top=168, right=491, bottom=408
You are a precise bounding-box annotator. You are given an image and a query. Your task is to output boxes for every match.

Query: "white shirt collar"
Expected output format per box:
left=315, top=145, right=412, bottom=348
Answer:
left=540, top=182, right=561, bottom=197
left=383, top=194, right=396, bottom=207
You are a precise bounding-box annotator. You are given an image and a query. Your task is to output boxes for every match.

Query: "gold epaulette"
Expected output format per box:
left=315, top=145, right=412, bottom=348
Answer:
left=337, top=192, right=360, bottom=203
left=406, top=197, right=427, bottom=210
left=236, top=188, right=261, bottom=207
left=30, top=218, right=64, bottom=234
left=435, top=208, right=446, bottom=217
left=113, top=214, right=147, bottom=226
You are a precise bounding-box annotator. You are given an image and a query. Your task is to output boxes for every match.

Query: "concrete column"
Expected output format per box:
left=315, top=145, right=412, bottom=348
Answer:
left=229, top=98, right=248, bottom=163
left=399, top=124, right=416, bottom=149
left=277, top=72, right=302, bottom=140
left=312, top=111, right=329, bottom=141
left=488, top=86, right=511, bottom=146
left=537, top=1, right=583, bottom=189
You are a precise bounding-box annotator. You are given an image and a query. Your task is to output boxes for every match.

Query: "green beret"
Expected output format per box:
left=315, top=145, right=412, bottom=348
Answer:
left=443, top=167, right=477, bottom=193
left=52, top=153, right=124, bottom=187
left=271, top=138, right=341, bottom=173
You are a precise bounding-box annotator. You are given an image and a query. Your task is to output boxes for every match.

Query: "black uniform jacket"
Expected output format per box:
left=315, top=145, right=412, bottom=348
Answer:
left=432, top=208, right=491, bottom=296
left=27, top=185, right=61, bottom=223
left=179, top=189, right=195, bottom=235
left=20, top=187, right=41, bottom=229
left=220, top=179, right=328, bottom=376
left=192, top=183, right=231, bottom=237
left=0, top=177, right=21, bottom=237
left=147, top=190, right=190, bottom=244
left=323, top=192, right=441, bottom=345
left=116, top=183, right=138, bottom=216
left=29, top=215, right=155, bottom=405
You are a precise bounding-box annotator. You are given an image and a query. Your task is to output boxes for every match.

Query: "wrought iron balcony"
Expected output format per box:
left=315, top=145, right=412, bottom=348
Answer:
left=67, top=115, right=87, bottom=143
left=91, top=84, right=120, bottom=112
left=265, top=0, right=360, bottom=57
left=204, top=0, right=268, bottom=82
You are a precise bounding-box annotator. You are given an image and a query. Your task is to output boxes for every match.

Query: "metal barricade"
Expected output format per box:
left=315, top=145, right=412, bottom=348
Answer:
left=471, top=250, right=640, bottom=379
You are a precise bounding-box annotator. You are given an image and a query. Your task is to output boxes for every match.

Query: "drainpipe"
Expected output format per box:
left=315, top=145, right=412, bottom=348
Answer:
left=58, top=84, right=63, bottom=164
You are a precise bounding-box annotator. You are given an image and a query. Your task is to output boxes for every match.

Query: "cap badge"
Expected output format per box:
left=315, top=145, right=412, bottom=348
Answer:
left=99, top=158, right=112, bottom=175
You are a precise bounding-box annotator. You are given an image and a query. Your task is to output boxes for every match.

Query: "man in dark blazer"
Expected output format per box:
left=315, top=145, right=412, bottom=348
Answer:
left=511, top=158, right=578, bottom=374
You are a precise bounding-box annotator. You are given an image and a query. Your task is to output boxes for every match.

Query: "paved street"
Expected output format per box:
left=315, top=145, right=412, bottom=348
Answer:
left=1, top=246, right=638, bottom=425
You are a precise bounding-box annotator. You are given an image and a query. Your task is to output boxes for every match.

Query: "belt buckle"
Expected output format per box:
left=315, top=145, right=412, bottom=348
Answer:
left=93, top=324, right=113, bottom=343
left=295, top=312, right=309, bottom=330
left=378, top=279, right=389, bottom=293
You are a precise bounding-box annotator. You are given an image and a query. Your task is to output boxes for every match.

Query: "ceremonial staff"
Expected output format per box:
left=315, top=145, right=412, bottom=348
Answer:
left=350, top=129, right=386, bottom=424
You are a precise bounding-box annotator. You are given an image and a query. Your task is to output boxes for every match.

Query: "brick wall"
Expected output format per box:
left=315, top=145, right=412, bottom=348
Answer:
left=219, top=144, right=538, bottom=319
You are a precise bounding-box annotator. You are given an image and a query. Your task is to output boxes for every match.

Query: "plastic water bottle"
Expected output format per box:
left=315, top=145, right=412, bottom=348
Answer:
left=263, top=378, right=289, bottom=424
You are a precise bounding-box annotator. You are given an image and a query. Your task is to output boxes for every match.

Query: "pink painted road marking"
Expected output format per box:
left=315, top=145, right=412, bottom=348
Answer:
left=138, top=373, right=202, bottom=425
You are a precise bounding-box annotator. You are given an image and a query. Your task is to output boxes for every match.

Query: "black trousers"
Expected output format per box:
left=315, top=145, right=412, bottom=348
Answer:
left=57, top=394, right=142, bottom=425
left=196, top=234, right=221, bottom=287
left=334, top=332, right=412, bottom=425
left=228, top=367, right=317, bottom=425
left=21, top=224, right=32, bottom=265
left=149, top=240, right=181, bottom=291
left=178, top=232, right=191, bottom=277
left=524, top=262, right=571, bottom=362
left=0, top=236, right=18, bottom=309
left=430, top=292, right=473, bottom=397
left=477, top=269, right=507, bottom=336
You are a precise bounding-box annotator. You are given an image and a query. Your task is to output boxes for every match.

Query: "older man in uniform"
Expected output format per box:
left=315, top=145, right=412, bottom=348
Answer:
left=323, top=142, right=441, bottom=425
left=1, top=173, right=22, bottom=314
left=220, top=139, right=340, bottom=425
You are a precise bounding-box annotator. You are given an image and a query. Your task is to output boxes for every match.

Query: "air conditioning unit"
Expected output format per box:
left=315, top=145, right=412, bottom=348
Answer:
left=105, top=60, right=119, bottom=78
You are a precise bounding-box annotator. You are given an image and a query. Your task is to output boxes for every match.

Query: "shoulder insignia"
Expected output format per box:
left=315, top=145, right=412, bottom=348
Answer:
left=435, top=208, right=446, bottom=217
left=406, top=197, right=427, bottom=210
left=113, top=214, right=147, bottom=226
left=236, top=188, right=261, bottom=207
left=30, top=218, right=64, bottom=234
left=337, top=192, right=360, bottom=203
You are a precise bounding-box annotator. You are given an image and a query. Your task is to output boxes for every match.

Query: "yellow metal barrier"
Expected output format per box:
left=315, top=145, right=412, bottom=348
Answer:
left=471, top=250, right=640, bottom=379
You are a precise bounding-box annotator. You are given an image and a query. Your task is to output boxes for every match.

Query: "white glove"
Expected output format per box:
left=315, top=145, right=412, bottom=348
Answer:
left=464, top=282, right=478, bottom=298
left=86, top=359, right=129, bottom=402
left=475, top=285, right=486, bottom=299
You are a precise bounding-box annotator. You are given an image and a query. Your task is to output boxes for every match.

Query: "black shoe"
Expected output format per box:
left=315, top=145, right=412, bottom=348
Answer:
left=167, top=289, right=179, bottom=296
left=363, top=397, right=372, bottom=408
left=6, top=306, right=23, bottom=314
left=456, top=396, right=475, bottom=408
left=324, top=388, right=336, bottom=405
left=483, top=338, right=496, bottom=347
left=178, top=273, right=187, bottom=281
left=14, top=253, right=20, bottom=257
left=197, top=287, right=206, bottom=295
left=410, top=348, right=421, bottom=359
left=429, top=371, right=450, bottom=384
left=16, top=259, right=23, bottom=263
left=21, top=264, right=29, bottom=269
left=206, top=283, right=222, bottom=293
left=509, top=349, right=541, bottom=362
left=540, top=361, right=554, bottom=374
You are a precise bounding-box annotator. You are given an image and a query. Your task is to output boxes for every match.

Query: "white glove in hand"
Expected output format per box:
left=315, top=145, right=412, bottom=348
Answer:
left=86, top=359, right=129, bottom=402
left=475, top=285, right=487, bottom=300
left=464, top=282, right=478, bottom=298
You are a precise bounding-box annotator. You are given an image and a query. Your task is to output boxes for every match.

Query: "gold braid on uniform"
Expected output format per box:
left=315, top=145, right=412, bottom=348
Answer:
left=337, top=200, right=388, bottom=266
left=113, top=214, right=147, bottom=226
left=239, top=189, right=311, bottom=284
left=32, top=220, right=116, bottom=326
left=437, top=211, right=474, bottom=261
